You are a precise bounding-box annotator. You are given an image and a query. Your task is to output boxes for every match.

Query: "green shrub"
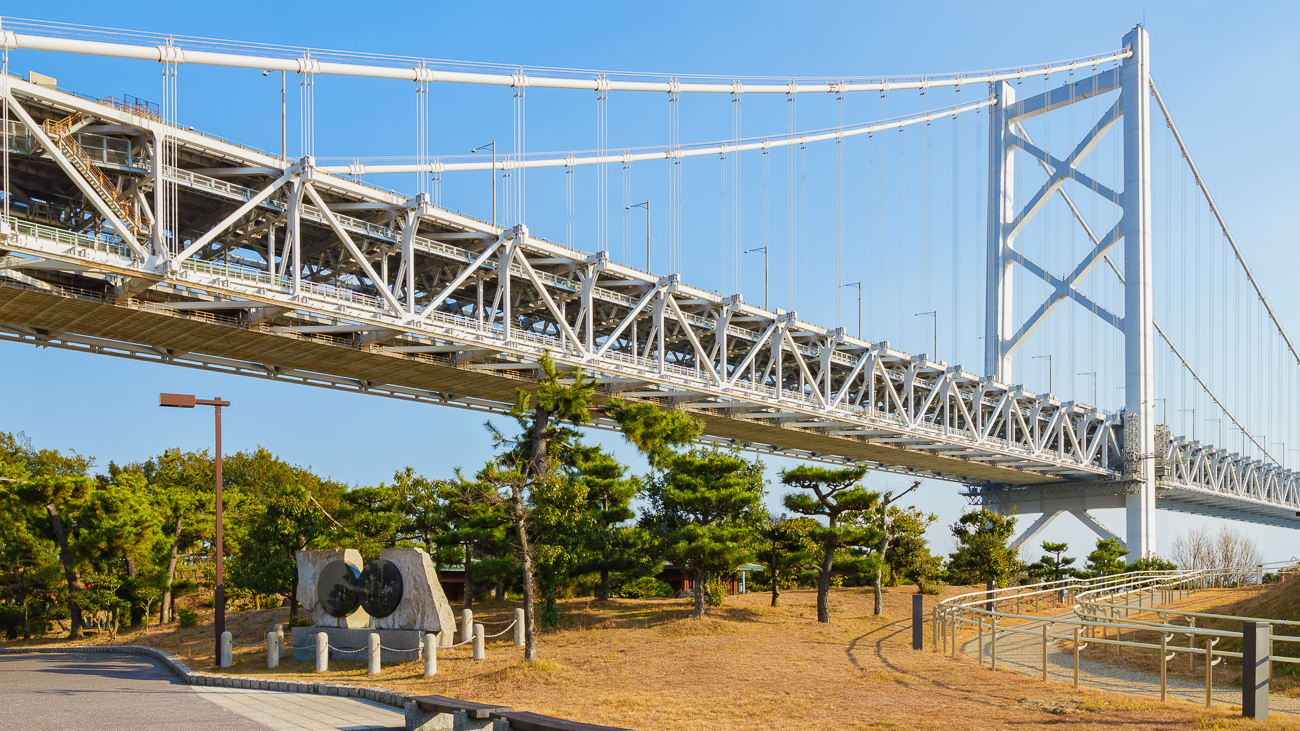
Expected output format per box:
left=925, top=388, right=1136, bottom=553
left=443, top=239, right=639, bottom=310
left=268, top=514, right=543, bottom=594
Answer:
left=917, top=577, right=947, bottom=595
left=617, top=577, right=673, bottom=599
left=176, top=608, right=198, bottom=629
left=705, top=578, right=725, bottom=607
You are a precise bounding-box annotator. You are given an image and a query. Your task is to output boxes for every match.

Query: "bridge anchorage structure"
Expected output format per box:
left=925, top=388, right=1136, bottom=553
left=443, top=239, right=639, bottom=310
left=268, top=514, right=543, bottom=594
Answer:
left=0, top=22, right=1295, bottom=556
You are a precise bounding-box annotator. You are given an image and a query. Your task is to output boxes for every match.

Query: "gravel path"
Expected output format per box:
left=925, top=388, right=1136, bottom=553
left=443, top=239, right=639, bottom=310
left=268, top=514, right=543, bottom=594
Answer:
left=957, top=610, right=1300, bottom=715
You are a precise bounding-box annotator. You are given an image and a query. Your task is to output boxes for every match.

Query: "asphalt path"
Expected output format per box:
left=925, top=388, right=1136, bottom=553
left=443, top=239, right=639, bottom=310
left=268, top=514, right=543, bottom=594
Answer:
left=0, top=652, right=274, bottom=730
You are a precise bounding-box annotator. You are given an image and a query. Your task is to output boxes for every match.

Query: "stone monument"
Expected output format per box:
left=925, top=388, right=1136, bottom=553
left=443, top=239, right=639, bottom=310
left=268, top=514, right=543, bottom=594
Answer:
left=292, top=547, right=455, bottom=661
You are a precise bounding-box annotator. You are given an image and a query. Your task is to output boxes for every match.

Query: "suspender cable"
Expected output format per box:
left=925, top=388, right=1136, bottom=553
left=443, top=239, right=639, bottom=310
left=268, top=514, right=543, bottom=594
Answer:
left=565, top=162, right=574, bottom=248
left=669, top=84, right=680, bottom=273
left=879, top=90, right=889, bottom=337
left=1152, top=81, right=1300, bottom=368
left=1, top=44, right=7, bottom=224
left=719, top=146, right=728, bottom=291
left=787, top=90, right=796, bottom=308
left=732, top=85, right=743, bottom=295
left=513, top=72, right=525, bottom=225
left=596, top=79, right=608, bottom=251
left=952, top=94, right=961, bottom=364
left=919, top=84, right=930, bottom=355
left=835, top=87, right=845, bottom=327
left=622, top=154, right=631, bottom=264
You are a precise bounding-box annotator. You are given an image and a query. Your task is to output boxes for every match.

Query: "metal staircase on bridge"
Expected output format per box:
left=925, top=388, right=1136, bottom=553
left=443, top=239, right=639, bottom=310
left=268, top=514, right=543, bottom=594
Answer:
left=39, top=112, right=148, bottom=239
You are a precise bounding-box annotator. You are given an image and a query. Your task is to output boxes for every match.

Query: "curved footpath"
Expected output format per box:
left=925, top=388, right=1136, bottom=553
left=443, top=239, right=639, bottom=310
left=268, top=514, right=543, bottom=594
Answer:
left=958, top=612, right=1300, bottom=715
left=0, top=651, right=404, bottom=731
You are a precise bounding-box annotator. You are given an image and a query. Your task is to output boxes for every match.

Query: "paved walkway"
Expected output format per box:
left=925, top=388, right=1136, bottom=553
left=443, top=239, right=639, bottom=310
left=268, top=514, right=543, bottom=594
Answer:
left=0, top=653, right=405, bottom=731
left=957, top=611, right=1300, bottom=715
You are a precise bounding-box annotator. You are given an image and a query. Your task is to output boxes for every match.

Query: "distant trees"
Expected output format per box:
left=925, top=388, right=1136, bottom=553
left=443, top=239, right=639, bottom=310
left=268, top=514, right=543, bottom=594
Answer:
left=781, top=465, right=880, bottom=623
left=1170, top=523, right=1264, bottom=578
left=945, top=510, right=1022, bottom=587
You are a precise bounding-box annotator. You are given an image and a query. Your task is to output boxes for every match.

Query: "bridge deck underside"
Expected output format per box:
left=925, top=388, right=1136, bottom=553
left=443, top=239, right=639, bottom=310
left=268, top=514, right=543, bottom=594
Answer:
left=0, top=283, right=1066, bottom=485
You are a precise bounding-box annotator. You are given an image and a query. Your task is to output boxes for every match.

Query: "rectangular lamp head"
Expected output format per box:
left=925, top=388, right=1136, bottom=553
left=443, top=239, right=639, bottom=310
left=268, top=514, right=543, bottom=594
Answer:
left=159, top=393, right=197, bottom=408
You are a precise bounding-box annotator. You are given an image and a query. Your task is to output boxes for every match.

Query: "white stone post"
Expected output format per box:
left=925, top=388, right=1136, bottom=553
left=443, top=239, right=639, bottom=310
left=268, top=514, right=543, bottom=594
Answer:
left=473, top=623, right=485, bottom=661
left=219, top=631, right=233, bottom=668
left=315, top=631, right=329, bottom=672
left=367, top=632, right=381, bottom=675
left=423, top=632, right=437, bottom=677
left=274, top=623, right=286, bottom=660
left=461, top=608, right=473, bottom=644
left=513, top=608, right=525, bottom=647
left=267, top=631, right=279, bottom=669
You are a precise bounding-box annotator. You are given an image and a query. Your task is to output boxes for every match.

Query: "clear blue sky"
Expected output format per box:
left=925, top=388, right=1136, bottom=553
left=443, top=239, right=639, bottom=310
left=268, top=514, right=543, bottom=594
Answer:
left=2, top=1, right=1298, bottom=566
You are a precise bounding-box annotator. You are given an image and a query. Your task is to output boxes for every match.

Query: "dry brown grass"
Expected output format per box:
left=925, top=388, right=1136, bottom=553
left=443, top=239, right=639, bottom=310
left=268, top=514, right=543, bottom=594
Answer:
left=6, top=586, right=1299, bottom=730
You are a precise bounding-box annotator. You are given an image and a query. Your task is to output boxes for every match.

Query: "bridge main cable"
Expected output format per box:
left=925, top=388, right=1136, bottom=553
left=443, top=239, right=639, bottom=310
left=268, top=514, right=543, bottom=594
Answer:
left=0, top=21, right=1128, bottom=94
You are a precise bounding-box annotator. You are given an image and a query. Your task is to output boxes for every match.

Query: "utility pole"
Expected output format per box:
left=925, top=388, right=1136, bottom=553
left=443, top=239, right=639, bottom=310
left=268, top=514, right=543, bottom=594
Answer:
left=1079, top=371, right=1097, bottom=406
left=916, top=311, right=936, bottom=359
left=1032, top=354, right=1052, bottom=394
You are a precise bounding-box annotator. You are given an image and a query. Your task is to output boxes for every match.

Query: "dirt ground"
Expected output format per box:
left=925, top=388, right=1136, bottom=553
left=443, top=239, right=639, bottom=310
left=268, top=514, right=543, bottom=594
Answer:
left=6, top=585, right=1298, bottom=730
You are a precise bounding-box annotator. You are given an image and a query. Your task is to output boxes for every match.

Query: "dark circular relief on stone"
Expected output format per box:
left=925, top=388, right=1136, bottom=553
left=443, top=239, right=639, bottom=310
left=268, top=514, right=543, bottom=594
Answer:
left=317, top=560, right=361, bottom=618
left=358, top=559, right=404, bottom=618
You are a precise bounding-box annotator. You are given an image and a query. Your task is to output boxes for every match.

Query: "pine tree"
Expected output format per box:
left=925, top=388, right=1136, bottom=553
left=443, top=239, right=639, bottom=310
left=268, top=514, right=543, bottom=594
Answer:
left=658, top=448, right=766, bottom=618
left=781, top=465, right=880, bottom=623
left=1027, top=541, right=1077, bottom=583
left=758, top=515, right=818, bottom=607
left=1084, top=537, right=1130, bottom=577
left=946, top=510, right=1023, bottom=586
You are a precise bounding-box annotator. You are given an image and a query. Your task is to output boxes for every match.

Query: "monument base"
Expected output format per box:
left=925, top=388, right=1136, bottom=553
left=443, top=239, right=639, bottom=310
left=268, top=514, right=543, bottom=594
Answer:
left=291, top=626, right=424, bottom=663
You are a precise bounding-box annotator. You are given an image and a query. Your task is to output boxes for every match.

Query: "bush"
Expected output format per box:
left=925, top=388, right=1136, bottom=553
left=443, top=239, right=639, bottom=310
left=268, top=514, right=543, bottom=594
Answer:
left=176, top=608, right=198, bottom=629
left=1263, top=572, right=1281, bottom=584
left=916, top=577, right=947, bottom=595
left=705, top=579, right=725, bottom=607
left=617, top=577, right=673, bottom=599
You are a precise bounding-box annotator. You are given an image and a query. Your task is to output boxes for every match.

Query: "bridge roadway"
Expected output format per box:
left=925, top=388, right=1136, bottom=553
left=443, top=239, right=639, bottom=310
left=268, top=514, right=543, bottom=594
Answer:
left=0, top=75, right=1296, bottom=528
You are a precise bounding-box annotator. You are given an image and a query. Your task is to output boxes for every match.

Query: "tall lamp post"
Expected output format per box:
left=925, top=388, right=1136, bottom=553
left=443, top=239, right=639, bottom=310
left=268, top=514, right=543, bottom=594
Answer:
left=916, top=311, right=937, bottom=360
left=1032, top=354, right=1053, bottom=394
left=1206, top=418, right=1222, bottom=447
left=841, top=281, right=861, bottom=339
left=261, top=70, right=286, bottom=161
left=159, top=393, right=230, bottom=659
left=1178, top=407, right=1195, bottom=441
left=1078, top=371, right=1097, bottom=406
left=745, top=246, right=769, bottom=310
left=628, top=200, right=650, bottom=270
left=471, top=142, right=497, bottom=227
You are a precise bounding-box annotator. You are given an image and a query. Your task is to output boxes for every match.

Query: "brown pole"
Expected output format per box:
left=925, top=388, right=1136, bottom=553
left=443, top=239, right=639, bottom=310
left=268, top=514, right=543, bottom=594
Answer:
left=213, top=400, right=224, bottom=661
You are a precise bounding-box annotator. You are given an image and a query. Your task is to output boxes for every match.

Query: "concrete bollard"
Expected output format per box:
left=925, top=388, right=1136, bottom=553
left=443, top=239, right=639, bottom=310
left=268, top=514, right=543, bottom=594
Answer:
left=461, top=608, right=473, bottom=644
left=367, top=632, right=381, bottom=675
left=1242, top=621, right=1271, bottom=720
left=267, top=631, right=279, bottom=669
left=513, top=608, right=525, bottom=647
left=219, top=631, right=233, bottom=668
left=473, top=623, right=485, bottom=661
left=274, top=623, right=286, bottom=661
left=911, top=594, right=924, bottom=650
left=315, top=631, right=329, bottom=672
left=423, top=633, right=437, bottom=677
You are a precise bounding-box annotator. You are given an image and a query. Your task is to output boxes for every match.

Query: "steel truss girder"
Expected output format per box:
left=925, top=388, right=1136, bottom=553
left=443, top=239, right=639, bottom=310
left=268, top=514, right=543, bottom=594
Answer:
left=0, top=81, right=1122, bottom=487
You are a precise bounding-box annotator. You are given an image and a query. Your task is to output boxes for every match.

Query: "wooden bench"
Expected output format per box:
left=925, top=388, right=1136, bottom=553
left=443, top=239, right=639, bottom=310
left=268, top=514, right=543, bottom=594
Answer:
left=405, top=695, right=512, bottom=730
left=491, top=710, right=634, bottom=731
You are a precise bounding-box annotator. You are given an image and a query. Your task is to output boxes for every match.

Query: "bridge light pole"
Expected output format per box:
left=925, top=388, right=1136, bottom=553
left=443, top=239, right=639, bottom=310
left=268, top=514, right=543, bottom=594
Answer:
left=841, top=282, right=862, bottom=339
left=159, top=393, right=230, bottom=661
left=1206, top=418, right=1221, bottom=448
left=1272, top=442, right=1285, bottom=469
left=916, top=311, right=936, bottom=360
left=1178, top=408, right=1195, bottom=441
left=1155, top=397, right=1167, bottom=425
left=1032, top=354, right=1052, bottom=394
left=471, top=141, right=496, bottom=227
left=262, top=70, right=286, bottom=161
left=629, top=200, right=650, bottom=271
left=745, top=246, right=769, bottom=311
left=1078, top=372, right=1097, bottom=406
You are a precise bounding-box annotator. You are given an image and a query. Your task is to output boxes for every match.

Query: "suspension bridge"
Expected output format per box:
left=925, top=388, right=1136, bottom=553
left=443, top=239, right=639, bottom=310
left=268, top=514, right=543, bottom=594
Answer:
left=0, top=21, right=1296, bottom=559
